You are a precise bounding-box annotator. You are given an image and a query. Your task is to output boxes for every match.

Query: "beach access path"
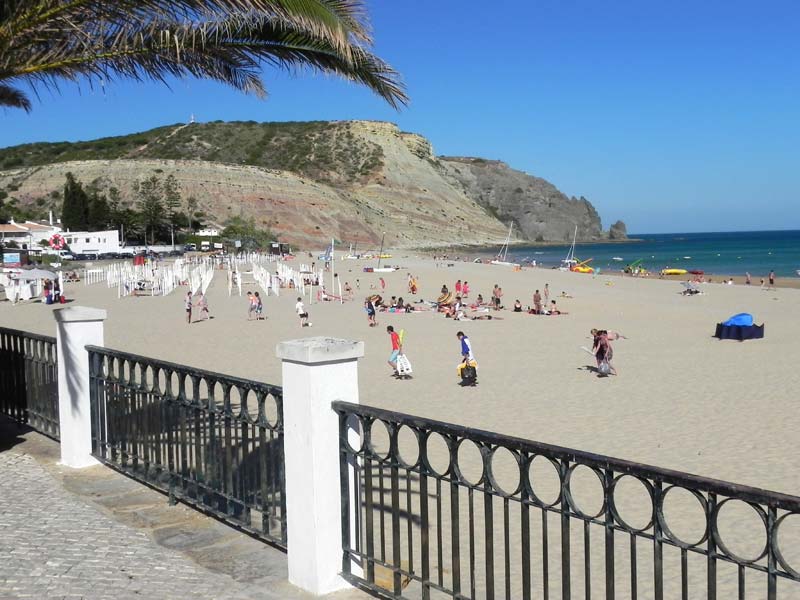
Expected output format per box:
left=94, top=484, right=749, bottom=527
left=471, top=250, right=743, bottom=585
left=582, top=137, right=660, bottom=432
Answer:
left=0, top=418, right=368, bottom=600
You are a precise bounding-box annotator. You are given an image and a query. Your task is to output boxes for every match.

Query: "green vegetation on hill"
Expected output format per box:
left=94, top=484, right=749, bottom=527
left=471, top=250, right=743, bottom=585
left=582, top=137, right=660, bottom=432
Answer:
left=0, top=121, right=385, bottom=184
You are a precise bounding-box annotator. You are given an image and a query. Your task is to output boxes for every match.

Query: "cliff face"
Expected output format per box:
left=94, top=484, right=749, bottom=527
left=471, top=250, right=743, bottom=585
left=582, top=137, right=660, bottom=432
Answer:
left=0, top=120, right=625, bottom=248
left=439, top=157, right=608, bottom=242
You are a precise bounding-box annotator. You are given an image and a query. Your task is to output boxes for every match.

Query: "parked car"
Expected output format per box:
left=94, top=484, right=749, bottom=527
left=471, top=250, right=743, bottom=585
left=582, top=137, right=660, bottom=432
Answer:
left=98, top=252, right=119, bottom=260
left=168, top=250, right=184, bottom=257
left=73, top=253, right=97, bottom=261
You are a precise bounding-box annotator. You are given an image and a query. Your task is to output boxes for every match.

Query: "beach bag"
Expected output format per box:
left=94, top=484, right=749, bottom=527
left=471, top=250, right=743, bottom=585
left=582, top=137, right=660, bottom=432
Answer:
left=396, top=354, right=413, bottom=377
left=59, top=295, right=66, bottom=304
left=461, top=362, right=477, bottom=383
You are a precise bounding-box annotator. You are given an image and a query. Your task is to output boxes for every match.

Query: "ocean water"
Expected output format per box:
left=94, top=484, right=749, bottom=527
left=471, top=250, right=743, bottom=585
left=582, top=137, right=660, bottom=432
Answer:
left=482, top=230, right=800, bottom=278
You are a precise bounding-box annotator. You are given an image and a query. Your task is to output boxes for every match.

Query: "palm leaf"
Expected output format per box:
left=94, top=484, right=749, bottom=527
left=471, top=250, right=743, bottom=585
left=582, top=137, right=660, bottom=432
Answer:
left=0, top=0, right=406, bottom=110
left=0, top=82, right=31, bottom=110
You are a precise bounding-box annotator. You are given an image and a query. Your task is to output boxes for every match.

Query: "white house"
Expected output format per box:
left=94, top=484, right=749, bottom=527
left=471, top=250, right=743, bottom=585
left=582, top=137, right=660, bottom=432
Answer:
left=0, top=219, right=62, bottom=249
left=197, top=228, right=220, bottom=237
left=62, top=230, right=121, bottom=255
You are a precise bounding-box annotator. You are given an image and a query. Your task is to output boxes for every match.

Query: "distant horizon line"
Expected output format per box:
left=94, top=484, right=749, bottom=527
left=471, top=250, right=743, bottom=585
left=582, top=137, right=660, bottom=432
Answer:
left=627, top=228, right=800, bottom=236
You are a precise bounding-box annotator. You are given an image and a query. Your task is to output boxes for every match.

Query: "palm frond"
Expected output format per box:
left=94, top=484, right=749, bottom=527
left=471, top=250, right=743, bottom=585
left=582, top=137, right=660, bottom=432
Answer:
left=0, top=4, right=407, bottom=110
left=0, top=82, right=31, bottom=110
left=0, top=0, right=408, bottom=108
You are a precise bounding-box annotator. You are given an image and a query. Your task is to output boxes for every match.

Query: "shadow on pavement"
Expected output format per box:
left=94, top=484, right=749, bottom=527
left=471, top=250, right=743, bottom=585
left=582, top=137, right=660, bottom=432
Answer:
left=0, top=416, right=30, bottom=454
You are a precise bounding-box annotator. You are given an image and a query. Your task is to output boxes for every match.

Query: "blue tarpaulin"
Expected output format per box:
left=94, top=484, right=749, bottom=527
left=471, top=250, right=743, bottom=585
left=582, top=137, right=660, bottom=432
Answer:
left=723, top=313, right=753, bottom=327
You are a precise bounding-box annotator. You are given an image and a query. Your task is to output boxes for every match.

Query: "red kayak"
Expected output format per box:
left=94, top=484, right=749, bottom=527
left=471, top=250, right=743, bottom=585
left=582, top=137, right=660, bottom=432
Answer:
left=688, top=270, right=704, bottom=275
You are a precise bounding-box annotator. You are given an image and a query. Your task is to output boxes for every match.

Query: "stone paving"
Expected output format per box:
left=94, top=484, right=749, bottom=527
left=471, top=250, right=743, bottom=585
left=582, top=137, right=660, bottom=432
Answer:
left=0, top=423, right=369, bottom=600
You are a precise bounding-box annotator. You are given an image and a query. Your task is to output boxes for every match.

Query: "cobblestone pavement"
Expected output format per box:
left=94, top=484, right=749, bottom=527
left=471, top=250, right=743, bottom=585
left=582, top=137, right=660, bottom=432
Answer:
left=0, top=426, right=369, bottom=600
left=0, top=451, right=273, bottom=600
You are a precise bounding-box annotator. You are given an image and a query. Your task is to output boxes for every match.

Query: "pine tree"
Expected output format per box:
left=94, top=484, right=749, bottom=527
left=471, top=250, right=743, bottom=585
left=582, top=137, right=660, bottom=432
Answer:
left=137, top=175, right=164, bottom=244
left=87, top=190, right=110, bottom=230
left=163, top=175, right=181, bottom=225
left=61, top=172, right=89, bottom=231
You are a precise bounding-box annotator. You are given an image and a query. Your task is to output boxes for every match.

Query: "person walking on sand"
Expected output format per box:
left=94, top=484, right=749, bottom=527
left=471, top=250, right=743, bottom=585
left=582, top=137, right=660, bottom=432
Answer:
left=462, top=281, right=470, bottom=298
left=769, top=270, right=775, bottom=288
left=745, top=272, right=751, bottom=285
left=295, top=297, right=311, bottom=327
left=455, top=279, right=462, bottom=296
left=386, top=325, right=402, bottom=376
left=254, top=291, right=264, bottom=320
left=185, top=291, right=193, bottom=324
left=246, top=291, right=257, bottom=321
left=366, top=297, right=377, bottom=327
left=592, top=330, right=618, bottom=375
left=196, top=291, right=210, bottom=321
left=456, top=331, right=477, bottom=384
left=379, top=277, right=386, bottom=293
left=544, top=283, right=550, bottom=304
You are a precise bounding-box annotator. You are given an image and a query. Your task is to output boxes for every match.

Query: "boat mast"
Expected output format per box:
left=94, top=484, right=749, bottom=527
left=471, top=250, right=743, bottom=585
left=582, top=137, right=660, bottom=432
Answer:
left=500, top=223, right=513, bottom=261
left=377, top=232, right=386, bottom=268
left=566, top=225, right=577, bottom=263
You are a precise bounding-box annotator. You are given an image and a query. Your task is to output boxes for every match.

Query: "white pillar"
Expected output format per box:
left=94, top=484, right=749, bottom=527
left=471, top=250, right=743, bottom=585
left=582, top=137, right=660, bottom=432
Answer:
left=53, top=306, right=106, bottom=468
left=276, top=336, right=364, bottom=596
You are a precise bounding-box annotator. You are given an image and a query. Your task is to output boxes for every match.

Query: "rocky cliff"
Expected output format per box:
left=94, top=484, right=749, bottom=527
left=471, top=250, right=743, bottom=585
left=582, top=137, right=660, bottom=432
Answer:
left=0, top=120, right=625, bottom=248
left=439, top=158, right=609, bottom=243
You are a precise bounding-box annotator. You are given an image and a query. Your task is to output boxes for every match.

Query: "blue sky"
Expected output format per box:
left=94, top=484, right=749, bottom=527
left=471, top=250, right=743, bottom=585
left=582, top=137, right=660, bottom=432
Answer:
left=1, top=0, right=798, bottom=234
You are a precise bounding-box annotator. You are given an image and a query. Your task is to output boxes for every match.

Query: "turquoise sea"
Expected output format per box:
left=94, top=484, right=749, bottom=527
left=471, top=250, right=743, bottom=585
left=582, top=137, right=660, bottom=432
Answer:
left=483, top=230, right=800, bottom=278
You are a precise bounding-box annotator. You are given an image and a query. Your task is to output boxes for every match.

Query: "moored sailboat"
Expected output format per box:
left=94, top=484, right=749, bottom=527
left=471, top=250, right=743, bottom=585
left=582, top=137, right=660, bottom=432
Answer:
left=490, top=223, right=520, bottom=267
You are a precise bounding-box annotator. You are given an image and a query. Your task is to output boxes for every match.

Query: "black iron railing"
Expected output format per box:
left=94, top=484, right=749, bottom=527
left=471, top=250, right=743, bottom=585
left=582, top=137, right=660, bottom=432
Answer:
left=87, top=346, right=286, bottom=549
left=0, top=327, right=59, bottom=439
left=334, top=401, right=800, bottom=600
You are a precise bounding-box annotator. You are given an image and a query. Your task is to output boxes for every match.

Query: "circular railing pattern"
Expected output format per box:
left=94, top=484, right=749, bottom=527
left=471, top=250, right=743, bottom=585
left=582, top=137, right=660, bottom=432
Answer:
left=336, top=405, right=800, bottom=586
left=87, top=345, right=286, bottom=548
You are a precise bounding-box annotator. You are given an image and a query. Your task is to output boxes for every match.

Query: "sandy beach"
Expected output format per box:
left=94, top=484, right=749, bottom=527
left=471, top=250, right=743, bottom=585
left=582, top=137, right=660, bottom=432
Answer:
left=2, top=255, right=798, bottom=499
left=3, top=255, right=800, bottom=599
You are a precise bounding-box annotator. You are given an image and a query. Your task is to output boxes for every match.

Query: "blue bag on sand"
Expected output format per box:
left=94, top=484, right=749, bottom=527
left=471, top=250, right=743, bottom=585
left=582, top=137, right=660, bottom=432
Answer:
left=723, top=313, right=753, bottom=327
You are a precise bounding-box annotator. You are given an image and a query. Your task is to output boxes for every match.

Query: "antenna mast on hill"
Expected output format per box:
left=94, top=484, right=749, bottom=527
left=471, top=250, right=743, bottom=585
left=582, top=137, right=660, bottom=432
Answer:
left=189, top=114, right=195, bottom=124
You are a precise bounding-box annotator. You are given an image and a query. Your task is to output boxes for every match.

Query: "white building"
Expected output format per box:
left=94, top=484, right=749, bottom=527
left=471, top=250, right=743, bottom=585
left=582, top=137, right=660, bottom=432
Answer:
left=0, top=219, right=62, bottom=249
left=197, top=228, right=220, bottom=237
left=62, top=230, right=120, bottom=255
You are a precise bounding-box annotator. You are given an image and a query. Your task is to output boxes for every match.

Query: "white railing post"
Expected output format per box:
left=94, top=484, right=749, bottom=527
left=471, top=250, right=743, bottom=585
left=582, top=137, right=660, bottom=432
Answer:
left=53, top=306, right=106, bottom=468
left=276, top=336, right=364, bottom=596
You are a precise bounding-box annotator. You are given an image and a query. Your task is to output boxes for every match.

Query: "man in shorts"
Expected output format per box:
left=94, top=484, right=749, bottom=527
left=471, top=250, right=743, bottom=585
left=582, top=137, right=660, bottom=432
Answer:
left=295, top=297, right=310, bottom=327
left=386, top=325, right=402, bottom=376
left=185, top=291, right=193, bottom=324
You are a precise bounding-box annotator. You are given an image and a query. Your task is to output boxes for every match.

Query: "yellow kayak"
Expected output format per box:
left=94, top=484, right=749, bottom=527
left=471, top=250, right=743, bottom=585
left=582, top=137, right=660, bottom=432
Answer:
left=572, top=266, right=594, bottom=274
left=661, top=268, right=688, bottom=275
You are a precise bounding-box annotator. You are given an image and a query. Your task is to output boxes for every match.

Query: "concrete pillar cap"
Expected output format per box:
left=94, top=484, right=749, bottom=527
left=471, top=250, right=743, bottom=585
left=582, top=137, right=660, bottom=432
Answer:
left=53, top=306, right=107, bottom=323
left=276, top=337, right=364, bottom=364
